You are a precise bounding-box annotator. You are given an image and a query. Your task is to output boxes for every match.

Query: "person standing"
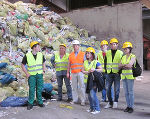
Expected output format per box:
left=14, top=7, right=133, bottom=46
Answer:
left=51, top=44, right=72, bottom=102
left=104, top=38, right=123, bottom=109
left=21, top=41, right=46, bottom=110
left=119, top=42, right=136, bottom=113
left=82, top=47, right=103, bottom=114
left=97, top=40, right=114, bottom=102
left=67, top=40, right=86, bottom=106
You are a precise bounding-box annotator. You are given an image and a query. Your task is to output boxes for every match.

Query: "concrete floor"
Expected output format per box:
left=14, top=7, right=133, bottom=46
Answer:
left=0, top=71, right=150, bottom=119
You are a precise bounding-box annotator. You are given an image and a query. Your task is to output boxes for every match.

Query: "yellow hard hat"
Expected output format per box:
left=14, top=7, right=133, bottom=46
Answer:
left=110, top=38, right=118, bottom=44
left=60, top=44, right=66, bottom=48
left=122, top=42, right=133, bottom=48
left=30, top=41, right=39, bottom=48
left=86, top=47, right=95, bottom=54
left=100, top=40, right=108, bottom=46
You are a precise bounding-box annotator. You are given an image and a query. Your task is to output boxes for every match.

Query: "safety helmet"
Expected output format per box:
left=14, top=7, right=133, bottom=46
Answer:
left=60, top=44, right=66, bottom=48
left=30, top=41, right=39, bottom=48
left=86, top=47, right=95, bottom=54
left=72, top=40, right=80, bottom=45
left=110, top=38, right=118, bottom=44
left=122, top=42, right=133, bottom=48
left=100, top=40, right=108, bottom=46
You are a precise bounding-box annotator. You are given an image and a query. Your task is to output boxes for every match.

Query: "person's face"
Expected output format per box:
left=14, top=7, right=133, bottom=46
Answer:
left=59, top=46, right=66, bottom=54
left=101, top=44, right=108, bottom=51
left=34, top=44, right=40, bottom=52
left=123, top=48, right=130, bottom=54
left=86, top=51, right=92, bottom=59
left=110, top=43, right=118, bottom=50
left=73, top=44, right=80, bottom=52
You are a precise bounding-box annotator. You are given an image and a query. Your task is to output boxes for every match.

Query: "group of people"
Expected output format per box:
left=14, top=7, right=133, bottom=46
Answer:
left=21, top=38, right=136, bottom=115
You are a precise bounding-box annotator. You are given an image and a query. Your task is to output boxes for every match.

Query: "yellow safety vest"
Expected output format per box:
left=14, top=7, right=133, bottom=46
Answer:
left=83, top=60, right=98, bottom=83
left=97, top=51, right=105, bottom=72
left=55, top=52, right=69, bottom=71
left=106, top=50, right=123, bottom=73
left=26, top=52, right=43, bottom=75
left=121, top=54, right=136, bottom=80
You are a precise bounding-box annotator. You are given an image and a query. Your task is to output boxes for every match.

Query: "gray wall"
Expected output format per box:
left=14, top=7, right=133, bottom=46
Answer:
left=61, top=2, right=143, bottom=66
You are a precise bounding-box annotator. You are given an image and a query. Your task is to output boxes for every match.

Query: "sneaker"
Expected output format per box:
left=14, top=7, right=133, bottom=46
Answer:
left=101, top=99, right=106, bottom=102
left=124, top=107, right=130, bottom=112
left=91, top=110, right=100, bottom=114
left=128, top=108, right=134, bottom=113
left=104, top=102, right=113, bottom=109
left=86, top=108, right=93, bottom=112
left=38, top=104, right=45, bottom=107
left=27, top=104, right=33, bottom=110
left=112, top=102, right=118, bottom=108
left=81, top=102, right=85, bottom=106
left=67, top=98, right=73, bottom=102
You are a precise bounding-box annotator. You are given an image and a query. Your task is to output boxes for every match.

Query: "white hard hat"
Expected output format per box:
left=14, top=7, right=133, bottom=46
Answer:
left=72, top=40, right=80, bottom=45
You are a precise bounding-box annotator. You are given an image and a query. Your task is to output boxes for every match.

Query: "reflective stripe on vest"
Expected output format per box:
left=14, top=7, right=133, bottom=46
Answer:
left=121, top=54, right=136, bottom=80
left=26, top=52, right=43, bottom=75
left=83, top=60, right=98, bottom=83
left=97, top=51, right=105, bottom=72
left=106, top=50, right=123, bottom=73
left=55, top=52, right=69, bottom=71
left=69, top=51, right=85, bottom=73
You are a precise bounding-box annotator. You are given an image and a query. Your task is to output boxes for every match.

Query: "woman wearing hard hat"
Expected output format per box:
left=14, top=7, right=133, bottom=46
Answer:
left=21, top=41, right=46, bottom=110
left=119, top=42, right=136, bottom=113
left=82, top=47, right=103, bottom=114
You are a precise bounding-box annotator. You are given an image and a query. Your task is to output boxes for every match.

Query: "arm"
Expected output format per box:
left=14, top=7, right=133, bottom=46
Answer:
left=67, top=61, right=71, bottom=78
left=50, top=55, right=55, bottom=68
left=124, top=57, right=136, bottom=69
left=43, top=62, right=46, bottom=73
left=21, top=63, right=30, bottom=78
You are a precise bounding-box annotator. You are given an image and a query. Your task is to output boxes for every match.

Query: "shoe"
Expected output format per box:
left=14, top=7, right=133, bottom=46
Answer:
left=104, top=102, right=113, bottom=109
left=128, top=108, right=134, bottom=113
left=27, top=104, right=33, bottom=110
left=70, top=101, right=75, bottom=104
left=67, top=98, right=73, bottom=102
left=112, top=102, right=118, bottom=108
left=86, top=108, right=93, bottom=112
left=57, top=98, right=62, bottom=101
left=91, top=110, right=100, bottom=114
left=81, top=102, right=85, bottom=106
left=101, top=99, right=106, bottom=102
left=38, top=104, right=45, bottom=107
left=124, top=107, right=130, bottom=112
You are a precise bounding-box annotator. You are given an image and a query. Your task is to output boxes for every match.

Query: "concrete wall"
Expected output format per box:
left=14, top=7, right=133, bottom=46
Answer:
left=61, top=2, right=143, bottom=67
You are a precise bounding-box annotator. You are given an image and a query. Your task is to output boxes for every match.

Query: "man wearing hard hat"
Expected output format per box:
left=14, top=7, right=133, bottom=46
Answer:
left=67, top=40, right=86, bottom=106
left=51, top=44, right=72, bottom=102
left=104, top=38, right=123, bottom=109
left=97, top=40, right=114, bottom=102
left=21, top=41, right=46, bottom=110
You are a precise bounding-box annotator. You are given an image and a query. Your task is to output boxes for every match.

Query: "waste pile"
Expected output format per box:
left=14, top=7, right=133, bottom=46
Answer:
left=0, top=0, right=100, bottom=102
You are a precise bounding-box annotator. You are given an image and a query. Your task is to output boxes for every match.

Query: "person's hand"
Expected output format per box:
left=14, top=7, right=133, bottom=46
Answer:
left=89, top=68, right=95, bottom=73
left=26, top=73, right=30, bottom=78
left=67, top=72, right=70, bottom=78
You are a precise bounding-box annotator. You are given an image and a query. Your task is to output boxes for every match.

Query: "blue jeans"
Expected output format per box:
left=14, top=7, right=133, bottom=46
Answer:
left=106, top=73, right=121, bottom=103
left=57, top=75, right=72, bottom=99
left=88, top=88, right=100, bottom=111
left=102, top=73, right=114, bottom=101
left=123, top=79, right=134, bottom=108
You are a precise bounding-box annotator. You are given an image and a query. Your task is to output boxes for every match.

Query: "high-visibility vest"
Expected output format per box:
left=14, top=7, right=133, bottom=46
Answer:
left=69, top=51, right=85, bottom=73
left=121, top=54, right=136, bottom=80
left=106, top=50, right=123, bottom=73
left=83, top=60, right=98, bottom=83
left=97, top=51, right=105, bottom=72
left=55, top=52, right=69, bottom=71
left=26, top=52, right=43, bottom=75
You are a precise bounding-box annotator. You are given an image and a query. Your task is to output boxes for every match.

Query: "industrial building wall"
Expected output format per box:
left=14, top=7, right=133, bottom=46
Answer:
left=61, top=2, right=143, bottom=67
